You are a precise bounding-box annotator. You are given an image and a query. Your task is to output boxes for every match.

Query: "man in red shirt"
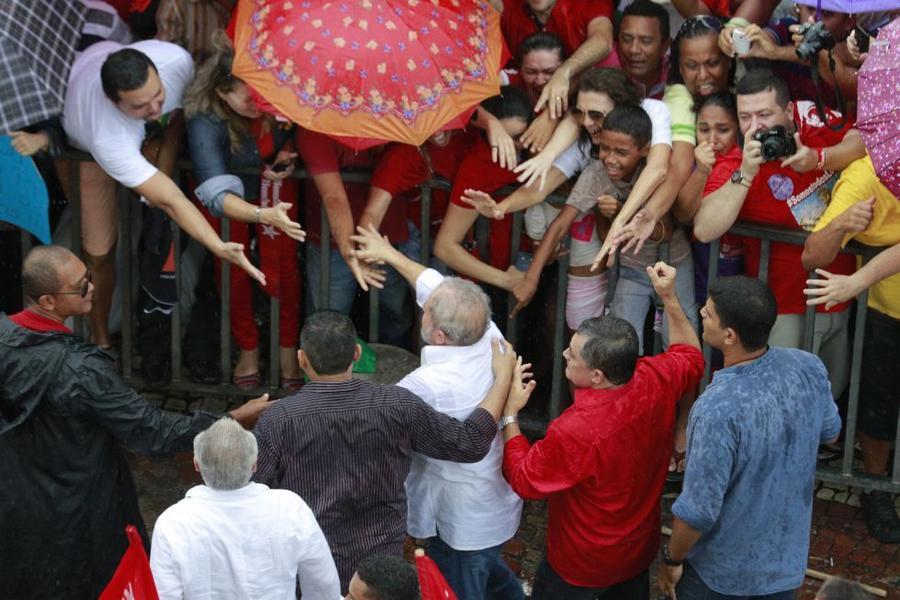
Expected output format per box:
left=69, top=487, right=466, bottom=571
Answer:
left=500, top=0, right=616, bottom=121
left=501, top=262, right=704, bottom=599
left=693, top=69, right=866, bottom=399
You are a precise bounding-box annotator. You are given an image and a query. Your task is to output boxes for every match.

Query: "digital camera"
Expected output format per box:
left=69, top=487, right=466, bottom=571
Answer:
left=795, top=21, right=835, bottom=61
left=754, top=126, right=797, bottom=161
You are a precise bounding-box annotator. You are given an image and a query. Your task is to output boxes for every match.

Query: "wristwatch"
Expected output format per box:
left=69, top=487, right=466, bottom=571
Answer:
left=500, top=415, right=518, bottom=429
left=730, top=169, right=753, bottom=188
left=662, top=543, right=684, bottom=567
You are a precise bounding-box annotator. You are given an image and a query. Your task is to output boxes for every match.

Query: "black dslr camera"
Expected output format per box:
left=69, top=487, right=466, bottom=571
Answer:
left=796, top=21, right=835, bottom=61
left=754, top=126, right=797, bottom=161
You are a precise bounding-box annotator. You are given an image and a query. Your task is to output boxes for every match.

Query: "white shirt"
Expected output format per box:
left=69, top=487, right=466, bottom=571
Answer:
left=150, top=482, right=341, bottom=600
left=553, top=98, right=672, bottom=179
left=398, top=269, right=523, bottom=550
left=63, top=40, right=193, bottom=188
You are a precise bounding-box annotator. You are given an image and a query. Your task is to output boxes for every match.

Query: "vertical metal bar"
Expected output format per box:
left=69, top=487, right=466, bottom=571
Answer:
left=505, top=211, right=523, bottom=344
left=841, top=287, right=868, bottom=478
left=700, top=238, right=720, bottom=390
left=801, top=297, right=816, bottom=352
left=269, top=289, right=280, bottom=390
left=120, top=186, right=133, bottom=378
left=69, top=160, right=84, bottom=336
left=420, top=184, right=431, bottom=266
left=758, top=238, right=771, bottom=283
left=368, top=287, right=380, bottom=342
left=549, top=237, right=570, bottom=421
left=475, top=216, right=490, bottom=263
left=893, top=398, right=900, bottom=485
left=319, top=203, right=330, bottom=309
left=220, top=218, right=232, bottom=385
left=170, top=214, right=182, bottom=382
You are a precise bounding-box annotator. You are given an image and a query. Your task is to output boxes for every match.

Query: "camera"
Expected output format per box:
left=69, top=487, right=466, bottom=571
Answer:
left=795, top=21, right=835, bottom=61
left=754, top=126, right=797, bottom=161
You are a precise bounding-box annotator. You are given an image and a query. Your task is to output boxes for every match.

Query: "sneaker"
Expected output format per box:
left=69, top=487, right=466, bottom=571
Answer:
left=860, top=491, right=900, bottom=544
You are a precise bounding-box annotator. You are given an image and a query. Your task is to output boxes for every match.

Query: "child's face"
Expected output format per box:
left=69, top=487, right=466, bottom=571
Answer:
left=696, top=104, right=739, bottom=156
left=499, top=116, right=529, bottom=150
left=597, top=129, right=647, bottom=181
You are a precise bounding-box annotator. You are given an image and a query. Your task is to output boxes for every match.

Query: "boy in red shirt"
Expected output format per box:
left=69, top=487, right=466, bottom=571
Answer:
left=501, top=262, right=704, bottom=599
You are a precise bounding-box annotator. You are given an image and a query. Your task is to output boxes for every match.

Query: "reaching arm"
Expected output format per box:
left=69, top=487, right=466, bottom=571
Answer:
left=823, top=129, right=866, bottom=172
left=674, top=142, right=713, bottom=222
left=693, top=137, right=762, bottom=243
left=805, top=242, right=900, bottom=310
left=359, top=186, right=393, bottom=231
left=670, top=0, right=711, bottom=17
left=534, top=17, right=613, bottom=118
left=434, top=203, right=524, bottom=290
left=134, top=171, right=266, bottom=284
left=496, top=168, right=568, bottom=215
left=514, top=116, right=580, bottom=189
left=350, top=224, right=426, bottom=287
left=801, top=197, right=874, bottom=271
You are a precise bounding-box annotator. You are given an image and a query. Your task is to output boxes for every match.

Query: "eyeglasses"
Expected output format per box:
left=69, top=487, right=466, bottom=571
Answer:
left=677, top=14, right=723, bottom=37
left=52, top=270, right=92, bottom=298
left=571, top=107, right=606, bottom=122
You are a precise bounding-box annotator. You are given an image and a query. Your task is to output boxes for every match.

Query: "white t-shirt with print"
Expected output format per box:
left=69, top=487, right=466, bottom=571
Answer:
left=63, top=40, right=193, bottom=188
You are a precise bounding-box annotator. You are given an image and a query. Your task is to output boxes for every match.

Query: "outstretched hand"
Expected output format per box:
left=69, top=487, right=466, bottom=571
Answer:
left=221, top=242, right=267, bottom=286
left=504, top=355, right=536, bottom=416
left=266, top=203, right=306, bottom=241
left=350, top=224, right=396, bottom=264
left=461, top=189, right=505, bottom=220
left=229, top=393, right=277, bottom=429
left=804, top=268, right=863, bottom=310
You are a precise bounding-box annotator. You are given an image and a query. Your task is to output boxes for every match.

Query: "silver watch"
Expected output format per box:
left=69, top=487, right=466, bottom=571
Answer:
left=500, top=415, right=517, bottom=429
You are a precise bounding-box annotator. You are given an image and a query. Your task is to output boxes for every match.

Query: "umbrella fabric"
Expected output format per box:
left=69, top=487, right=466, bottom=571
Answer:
left=857, top=18, right=900, bottom=196
left=794, top=0, right=900, bottom=13
left=0, top=0, right=87, bottom=134
left=415, top=548, right=458, bottom=600
left=232, top=0, right=502, bottom=147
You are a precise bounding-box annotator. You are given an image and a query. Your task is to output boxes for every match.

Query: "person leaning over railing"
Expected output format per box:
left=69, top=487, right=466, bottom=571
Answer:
left=801, top=156, right=900, bottom=544
left=184, top=36, right=307, bottom=392
left=692, top=69, right=866, bottom=400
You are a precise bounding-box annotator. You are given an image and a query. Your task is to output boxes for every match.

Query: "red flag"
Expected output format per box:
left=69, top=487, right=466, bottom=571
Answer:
left=98, top=525, right=160, bottom=600
left=415, top=548, right=458, bottom=600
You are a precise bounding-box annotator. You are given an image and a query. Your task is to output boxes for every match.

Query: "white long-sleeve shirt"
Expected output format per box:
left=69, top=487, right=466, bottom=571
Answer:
left=398, top=269, right=523, bottom=550
left=150, top=482, right=340, bottom=600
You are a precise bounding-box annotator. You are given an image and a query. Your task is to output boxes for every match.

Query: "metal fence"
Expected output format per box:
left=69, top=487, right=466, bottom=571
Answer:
left=41, top=152, right=899, bottom=494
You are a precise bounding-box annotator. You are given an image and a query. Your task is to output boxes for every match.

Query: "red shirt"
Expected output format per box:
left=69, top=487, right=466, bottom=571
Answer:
left=702, top=0, right=731, bottom=17
left=503, top=344, right=705, bottom=587
left=296, top=129, right=407, bottom=246
left=449, top=137, right=522, bottom=269
left=501, top=0, right=617, bottom=68
left=370, top=131, right=475, bottom=233
left=9, top=310, right=72, bottom=333
left=739, top=101, right=856, bottom=314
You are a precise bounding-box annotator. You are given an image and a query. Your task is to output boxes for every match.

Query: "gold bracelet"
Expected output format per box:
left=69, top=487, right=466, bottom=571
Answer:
left=652, top=219, right=666, bottom=243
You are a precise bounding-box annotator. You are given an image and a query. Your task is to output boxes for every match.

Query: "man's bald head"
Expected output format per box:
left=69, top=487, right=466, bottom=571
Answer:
left=424, top=277, right=491, bottom=346
left=23, top=246, right=77, bottom=301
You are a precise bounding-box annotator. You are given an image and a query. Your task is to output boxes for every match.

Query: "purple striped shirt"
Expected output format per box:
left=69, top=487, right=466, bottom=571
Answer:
left=252, top=378, right=496, bottom=590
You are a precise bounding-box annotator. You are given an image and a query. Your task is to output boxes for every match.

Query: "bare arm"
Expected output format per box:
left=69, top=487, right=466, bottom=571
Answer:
left=350, top=224, right=426, bottom=287
left=733, top=0, right=782, bottom=25
left=806, top=243, right=900, bottom=310
left=514, top=116, right=580, bottom=190
left=497, top=167, right=569, bottom=215
left=823, top=129, right=866, bottom=172
left=359, top=186, right=393, bottom=231
left=648, top=262, right=701, bottom=349
left=134, top=172, right=265, bottom=284
left=220, top=192, right=306, bottom=241
left=693, top=137, right=762, bottom=243
left=674, top=142, right=713, bottom=222
left=801, top=197, right=874, bottom=271
left=434, top=203, right=523, bottom=290
left=670, top=0, right=711, bottom=17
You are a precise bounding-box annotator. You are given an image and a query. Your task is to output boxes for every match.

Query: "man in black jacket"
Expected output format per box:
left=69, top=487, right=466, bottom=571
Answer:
left=0, top=245, right=272, bottom=599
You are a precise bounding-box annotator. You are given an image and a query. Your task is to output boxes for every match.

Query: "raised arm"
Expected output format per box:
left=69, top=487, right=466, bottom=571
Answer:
left=647, top=262, right=701, bottom=350
left=693, top=136, right=762, bottom=243
left=351, top=223, right=426, bottom=287
left=801, top=197, right=874, bottom=271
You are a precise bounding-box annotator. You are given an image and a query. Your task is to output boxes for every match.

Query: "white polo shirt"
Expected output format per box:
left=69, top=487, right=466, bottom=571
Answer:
left=63, top=40, right=193, bottom=188
left=399, top=269, right=524, bottom=551
left=150, top=482, right=341, bottom=600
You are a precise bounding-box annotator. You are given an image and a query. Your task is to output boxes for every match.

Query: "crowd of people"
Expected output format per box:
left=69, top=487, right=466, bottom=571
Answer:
left=2, top=0, right=900, bottom=599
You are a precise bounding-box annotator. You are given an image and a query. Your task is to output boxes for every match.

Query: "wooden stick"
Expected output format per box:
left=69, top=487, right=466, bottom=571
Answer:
left=804, top=568, right=887, bottom=598
left=660, top=527, right=887, bottom=598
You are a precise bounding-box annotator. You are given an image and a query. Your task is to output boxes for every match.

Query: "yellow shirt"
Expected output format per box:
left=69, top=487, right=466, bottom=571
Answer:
left=813, top=157, right=900, bottom=319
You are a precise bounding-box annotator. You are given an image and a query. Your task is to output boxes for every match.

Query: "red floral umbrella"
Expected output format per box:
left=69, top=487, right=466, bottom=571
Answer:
left=231, top=0, right=502, bottom=149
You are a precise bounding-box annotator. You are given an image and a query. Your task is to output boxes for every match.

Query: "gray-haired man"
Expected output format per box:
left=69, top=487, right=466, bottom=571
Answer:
left=352, top=225, right=525, bottom=600
left=150, top=418, right=340, bottom=600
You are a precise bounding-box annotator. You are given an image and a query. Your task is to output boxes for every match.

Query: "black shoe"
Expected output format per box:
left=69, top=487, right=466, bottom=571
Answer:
left=861, top=491, right=900, bottom=544
left=141, top=353, right=171, bottom=389
left=188, top=358, right=220, bottom=385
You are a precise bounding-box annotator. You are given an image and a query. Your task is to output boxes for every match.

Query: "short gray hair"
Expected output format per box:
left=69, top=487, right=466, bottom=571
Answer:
left=193, top=418, right=258, bottom=491
left=427, top=277, right=491, bottom=346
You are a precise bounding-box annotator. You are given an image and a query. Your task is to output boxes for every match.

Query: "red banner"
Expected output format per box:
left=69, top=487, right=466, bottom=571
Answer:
left=98, top=525, right=159, bottom=600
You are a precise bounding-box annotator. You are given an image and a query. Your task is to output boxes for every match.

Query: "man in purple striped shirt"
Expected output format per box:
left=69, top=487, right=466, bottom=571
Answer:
left=252, top=310, right=516, bottom=592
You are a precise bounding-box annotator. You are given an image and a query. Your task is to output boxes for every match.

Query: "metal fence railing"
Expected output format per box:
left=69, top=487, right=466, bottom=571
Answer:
left=33, top=152, right=898, bottom=494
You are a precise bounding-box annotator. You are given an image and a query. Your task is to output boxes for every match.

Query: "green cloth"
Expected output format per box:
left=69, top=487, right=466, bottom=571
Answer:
left=664, top=84, right=697, bottom=146
left=351, top=338, right=377, bottom=374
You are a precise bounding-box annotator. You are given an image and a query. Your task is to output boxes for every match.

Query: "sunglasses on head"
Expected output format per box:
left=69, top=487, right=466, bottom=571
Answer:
left=677, top=14, right=723, bottom=36
left=53, top=270, right=93, bottom=298
left=571, top=107, right=606, bottom=122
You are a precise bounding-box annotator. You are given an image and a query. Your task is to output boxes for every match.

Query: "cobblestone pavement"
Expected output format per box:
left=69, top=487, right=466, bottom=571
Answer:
left=133, top=439, right=899, bottom=599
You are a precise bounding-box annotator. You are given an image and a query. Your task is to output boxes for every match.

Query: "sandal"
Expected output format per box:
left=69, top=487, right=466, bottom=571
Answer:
left=666, top=449, right=686, bottom=483
left=280, top=377, right=305, bottom=393
left=232, top=372, right=262, bottom=391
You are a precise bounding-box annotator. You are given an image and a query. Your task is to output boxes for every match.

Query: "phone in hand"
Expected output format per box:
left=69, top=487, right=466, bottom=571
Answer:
left=271, top=161, right=290, bottom=173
